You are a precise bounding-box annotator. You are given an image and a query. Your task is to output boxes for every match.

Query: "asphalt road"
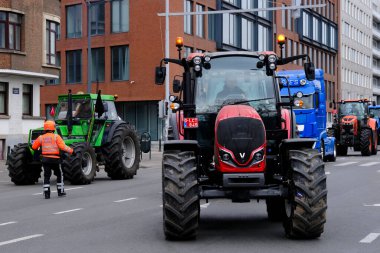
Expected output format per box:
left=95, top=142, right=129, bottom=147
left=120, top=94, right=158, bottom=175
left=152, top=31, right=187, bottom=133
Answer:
left=0, top=150, right=379, bottom=253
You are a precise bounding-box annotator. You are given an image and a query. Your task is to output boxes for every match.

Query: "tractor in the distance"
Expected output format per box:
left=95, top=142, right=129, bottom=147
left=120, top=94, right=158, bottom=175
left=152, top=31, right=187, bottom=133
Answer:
left=328, top=100, right=378, bottom=156
left=7, top=91, right=140, bottom=185
left=155, top=37, right=327, bottom=240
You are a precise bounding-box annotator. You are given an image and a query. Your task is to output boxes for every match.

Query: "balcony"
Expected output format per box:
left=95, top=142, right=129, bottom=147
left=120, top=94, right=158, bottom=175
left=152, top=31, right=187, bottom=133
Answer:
left=373, top=9, right=380, bottom=22
left=373, top=67, right=380, bottom=77
left=374, top=28, right=380, bottom=40
left=373, top=47, right=380, bottom=59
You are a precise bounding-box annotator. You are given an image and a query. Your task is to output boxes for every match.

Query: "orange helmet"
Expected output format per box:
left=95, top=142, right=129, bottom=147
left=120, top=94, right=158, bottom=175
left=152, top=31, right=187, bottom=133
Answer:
left=44, top=120, right=56, bottom=131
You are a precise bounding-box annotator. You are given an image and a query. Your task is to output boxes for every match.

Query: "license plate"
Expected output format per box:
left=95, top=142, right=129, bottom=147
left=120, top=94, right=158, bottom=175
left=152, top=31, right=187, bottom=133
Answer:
left=184, top=118, right=199, bottom=128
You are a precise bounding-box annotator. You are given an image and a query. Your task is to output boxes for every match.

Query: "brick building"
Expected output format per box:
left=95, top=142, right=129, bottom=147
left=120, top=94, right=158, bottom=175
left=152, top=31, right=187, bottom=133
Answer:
left=0, top=0, right=60, bottom=159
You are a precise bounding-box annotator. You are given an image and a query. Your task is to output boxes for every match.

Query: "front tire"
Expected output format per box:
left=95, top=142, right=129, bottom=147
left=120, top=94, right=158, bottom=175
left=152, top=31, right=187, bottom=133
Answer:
left=283, top=149, right=327, bottom=238
left=103, top=124, right=140, bottom=179
left=62, top=143, right=97, bottom=185
left=162, top=150, right=199, bottom=240
left=7, top=143, right=42, bottom=185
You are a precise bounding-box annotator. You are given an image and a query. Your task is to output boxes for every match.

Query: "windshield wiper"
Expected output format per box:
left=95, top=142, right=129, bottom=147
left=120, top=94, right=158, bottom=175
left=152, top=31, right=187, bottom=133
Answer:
left=227, top=97, right=274, bottom=105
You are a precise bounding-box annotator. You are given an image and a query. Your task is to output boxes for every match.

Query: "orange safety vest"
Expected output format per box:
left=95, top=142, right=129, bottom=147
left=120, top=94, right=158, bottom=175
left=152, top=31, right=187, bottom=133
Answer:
left=32, top=133, right=73, bottom=159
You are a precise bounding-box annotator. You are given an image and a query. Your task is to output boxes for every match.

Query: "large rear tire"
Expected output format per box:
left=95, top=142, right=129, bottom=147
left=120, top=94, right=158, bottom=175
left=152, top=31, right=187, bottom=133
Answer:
left=162, top=150, right=199, bottom=240
left=360, top=129, right=372, bottom=156
left=7, top=143, right=42, bottom=185
left=103, top=124, right=140, bottom=179
left=62, top=143, right=97, bottom=185
left=283, top=149, right=327, bottom=238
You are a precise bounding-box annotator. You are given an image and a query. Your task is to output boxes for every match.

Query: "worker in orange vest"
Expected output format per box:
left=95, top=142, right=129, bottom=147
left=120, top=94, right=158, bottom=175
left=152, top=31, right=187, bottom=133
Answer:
left=32, top=120, right=75, bottom=199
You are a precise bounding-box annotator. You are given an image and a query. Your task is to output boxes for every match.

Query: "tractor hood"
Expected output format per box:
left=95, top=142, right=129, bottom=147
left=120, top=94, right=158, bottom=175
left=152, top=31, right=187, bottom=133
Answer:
left=214, top=105, right=266, bottom=172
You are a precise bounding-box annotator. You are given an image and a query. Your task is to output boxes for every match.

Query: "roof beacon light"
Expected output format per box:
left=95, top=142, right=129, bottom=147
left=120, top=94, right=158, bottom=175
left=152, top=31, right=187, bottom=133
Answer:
left=277, top=34, right=286, bottom=46
left=176, top=37, right=184, bottom=48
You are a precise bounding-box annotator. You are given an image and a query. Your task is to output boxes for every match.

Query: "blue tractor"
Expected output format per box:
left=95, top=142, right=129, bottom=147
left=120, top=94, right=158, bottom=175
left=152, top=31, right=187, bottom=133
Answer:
left=278, top=69, right=336, bottom=162
left=369, top=105, right=380, bottom=144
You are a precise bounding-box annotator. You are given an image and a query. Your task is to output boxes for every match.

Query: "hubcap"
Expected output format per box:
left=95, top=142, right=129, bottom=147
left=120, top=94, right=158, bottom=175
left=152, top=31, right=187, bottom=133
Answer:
left=81, top=152, right=93, bottom=176
left=121, top=136, right=136, bottom=169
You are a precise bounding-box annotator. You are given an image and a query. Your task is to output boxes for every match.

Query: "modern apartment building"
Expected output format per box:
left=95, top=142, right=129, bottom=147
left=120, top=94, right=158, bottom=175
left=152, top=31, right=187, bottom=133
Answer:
left=275, top=0, right=339, bottom=125
left=340, top=0, right=373, bottom=101
left=0, top=0, right=60, bottom=159
left=372, top=0, right=380, bottom=103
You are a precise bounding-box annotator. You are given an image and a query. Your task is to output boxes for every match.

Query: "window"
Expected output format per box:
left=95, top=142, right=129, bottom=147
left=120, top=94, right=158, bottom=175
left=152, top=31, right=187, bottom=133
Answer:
left=241, top=18, right=253, bottom=50
left=258, top=0, right=268, bottom=19
left=257, top=25, right=268, bottom=51
left=90, top=3, right=105, bottom=35
left=66, top=5, right=82, bottom=38
left=241, top=0, right=253, bottom=10
left=330, top=26, right=336, bottom=48
left=46, top=52, right=61, bottom=85
left=91, top=48, right=105, bottom=82
left=184, top=0, right=192, bottom=34
left=195, top=4, right=204, bottom=37
left=222, top=13, right=238, bottom=46
left=22, top=84, right=33, bottom=116
left=322, top=21, right=327, bottom=45
left=302, top=11, right=310, bottom=38
left=66, top=50, right=82, bottom=83
left=0, top=83, right=8, bottom=115
left=312, top=16, right=319, bottom=41
left=112, top=46, right=129, bottom=81
left=112, top=0, right=129, bottom=33
left=46, top=20, right=59, bottom=65
left=0, top=11, right=22, bottom=50
left=208, top=8, right=216, bottom=41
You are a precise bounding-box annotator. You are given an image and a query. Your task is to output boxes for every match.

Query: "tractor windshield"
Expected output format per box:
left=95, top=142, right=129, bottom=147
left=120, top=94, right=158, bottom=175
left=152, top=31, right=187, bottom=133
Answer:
left=195, top=56, right=276, bottom=114
left=56, top=99, right=92, bottom=120
left=369, top=108, right=380, bottom=117
left=339, top=102, right=366, bottom=118
left=95, top=100, right=119, bottom=120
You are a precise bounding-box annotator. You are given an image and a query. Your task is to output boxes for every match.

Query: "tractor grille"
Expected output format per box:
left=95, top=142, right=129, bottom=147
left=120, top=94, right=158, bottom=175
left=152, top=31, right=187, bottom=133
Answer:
left=217, top=117, right=265, bottom=164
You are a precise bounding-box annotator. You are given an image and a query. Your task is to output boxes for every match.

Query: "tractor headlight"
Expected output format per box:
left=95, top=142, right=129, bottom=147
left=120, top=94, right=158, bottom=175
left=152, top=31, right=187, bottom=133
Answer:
left=258, top=54, right=265, bottom=61
left=296, top=91, right=303, bottom=98
left=294, top=99, right=304, bottom=107
left=253, top=150, right=264, bottom=161
left=204, top=55, right=211, bottom=62
left=222, top=153, right=230, bottom=161
left=170, top=102, right=180, bottom=111
left=194, top=64, right=201, bottom=72
left=169, top=95, right=177, bottom=102
left=193, top=56, right=202, bottom=65
left=300, top=79, right=306, bottom=86
left=268, top=54, right=277, bottom=63
left=269, top=63, right=276, bottom=70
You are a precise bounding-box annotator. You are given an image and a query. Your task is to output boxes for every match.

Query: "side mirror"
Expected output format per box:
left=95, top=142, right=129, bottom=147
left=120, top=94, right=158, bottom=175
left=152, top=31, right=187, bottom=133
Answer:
left=304, top=62, right=315, bottom=81
left=155, top=66, right=166, bottom=85
left=173, top=79, right=181, bottom=93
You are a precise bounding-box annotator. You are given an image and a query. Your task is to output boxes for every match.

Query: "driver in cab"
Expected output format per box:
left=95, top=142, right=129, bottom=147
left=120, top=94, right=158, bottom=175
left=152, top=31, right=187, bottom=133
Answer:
left=215, top=75, right=245, bottom=103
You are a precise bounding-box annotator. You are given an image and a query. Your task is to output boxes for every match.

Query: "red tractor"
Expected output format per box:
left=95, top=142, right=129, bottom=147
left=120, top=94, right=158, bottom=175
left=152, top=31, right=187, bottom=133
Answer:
left=155, top=38, right=326, bottom=240
left=328, top=99, right=378, bottom=156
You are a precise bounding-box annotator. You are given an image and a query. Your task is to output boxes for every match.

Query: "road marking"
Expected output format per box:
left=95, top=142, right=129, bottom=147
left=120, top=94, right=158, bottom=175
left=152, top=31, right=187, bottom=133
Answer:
left=359, top=162, right=380, bottom=167
left=200, top=203, right=210, bottom=209
left=325, top=172, right=331, bottom=175
left=114, top=197, right=137, bottom=203
left=360, top=233, right=380, bottom=243
left=334, top=162, right=358, bottom=167
left=364, top=204, right=380, bottom=207
left=0, top=221, right=17, bottom=226
left=53, top=208, right=83, bottom=215
left=0, top=234, right=44, bottom=247
left=32, top=187, right=83, bottom=196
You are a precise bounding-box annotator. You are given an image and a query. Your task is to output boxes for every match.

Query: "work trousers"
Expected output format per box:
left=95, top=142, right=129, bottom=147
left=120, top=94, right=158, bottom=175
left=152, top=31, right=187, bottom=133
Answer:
left=42, top=159, right=64, bottom=193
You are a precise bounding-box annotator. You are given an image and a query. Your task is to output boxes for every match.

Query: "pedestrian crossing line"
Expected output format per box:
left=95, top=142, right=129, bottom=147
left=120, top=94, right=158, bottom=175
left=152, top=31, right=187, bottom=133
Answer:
left=360, top=233, right=380, bottom=243
left=364, top=204, right=380, bottom=207
left=200, top=203, right=210, bottom=209
left=32, top=187, right=83, bottom=196
left=359, top=162, right=380, bottom=167
left=325, top=172, right=331, bottom=175
left=334, top=162, right=358, bottom=167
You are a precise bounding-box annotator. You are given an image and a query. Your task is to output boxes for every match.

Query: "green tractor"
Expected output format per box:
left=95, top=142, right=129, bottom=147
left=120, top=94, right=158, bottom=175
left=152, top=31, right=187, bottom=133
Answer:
left=7, top=91, right=140, bottom=185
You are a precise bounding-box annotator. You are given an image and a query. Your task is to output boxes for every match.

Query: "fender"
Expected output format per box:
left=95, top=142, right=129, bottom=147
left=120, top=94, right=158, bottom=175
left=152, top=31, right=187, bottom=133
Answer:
left=367, top=118, right=377, bottom=131
left=164, top=140, right=199, bottom=154
left=102, top=120, right=129, bottom=145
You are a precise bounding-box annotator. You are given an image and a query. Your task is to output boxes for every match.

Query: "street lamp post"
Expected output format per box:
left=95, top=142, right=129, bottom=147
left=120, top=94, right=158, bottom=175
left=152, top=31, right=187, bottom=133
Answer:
left=86, top=0, right=92, bottom=94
